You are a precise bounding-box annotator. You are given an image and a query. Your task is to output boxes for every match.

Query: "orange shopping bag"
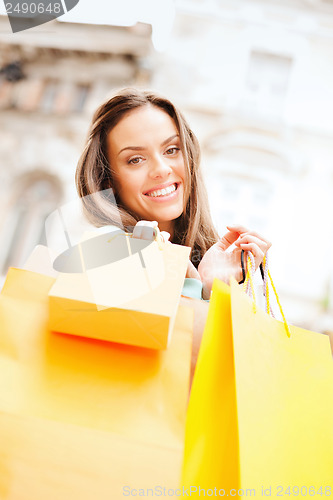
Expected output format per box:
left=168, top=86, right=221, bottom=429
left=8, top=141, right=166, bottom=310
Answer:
left=0, top=267, right=193, bottom=500
left=48, top=229, right=190, bottom=350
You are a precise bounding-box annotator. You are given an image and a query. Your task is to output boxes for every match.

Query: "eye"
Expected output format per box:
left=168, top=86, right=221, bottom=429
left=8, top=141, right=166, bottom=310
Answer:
left=128, top=156, right=143, bottom=165
left=165, top=147, right=179, bottom=156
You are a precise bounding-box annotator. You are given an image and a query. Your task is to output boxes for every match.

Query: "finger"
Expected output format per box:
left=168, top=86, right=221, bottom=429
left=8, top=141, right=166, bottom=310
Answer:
left=219, top=230, right=242, bottom=251
left=142, top=220, right=158, bottom=225
left=239, top=233, right=271, bottom=249
left=135, top=220, right=158, bottom=227
left=141, top=226, right=156, bottom=240
left=235, top=234, right=270, bottom=253
left=230, top=227, right=272, bottom=249
left=132, top=220, right=158, bottom=239
left=133, top=225, right=156, bottom=240
left=226, top=224, right=249, bottom=234
left=239, top=243, right=264, bottom=268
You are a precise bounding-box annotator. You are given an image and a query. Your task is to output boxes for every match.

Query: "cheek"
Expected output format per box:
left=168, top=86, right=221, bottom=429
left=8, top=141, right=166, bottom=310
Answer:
left=177, top=155, right=186, bottom=179
left=117, top=173, right=142, bottom=200
left=177, top=159, right=187, bottom=185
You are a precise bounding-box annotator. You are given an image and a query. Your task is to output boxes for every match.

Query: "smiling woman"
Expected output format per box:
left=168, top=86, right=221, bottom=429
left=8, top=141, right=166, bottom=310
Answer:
left=75, top=87, right=271, bottom=300
left=106, top=106, right=185, bottom=236
left=75, top=87, right=219, bottom=266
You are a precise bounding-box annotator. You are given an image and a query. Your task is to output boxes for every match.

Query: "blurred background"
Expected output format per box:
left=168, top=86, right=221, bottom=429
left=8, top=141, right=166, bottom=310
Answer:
left=0, top=0, right=332, bottom=337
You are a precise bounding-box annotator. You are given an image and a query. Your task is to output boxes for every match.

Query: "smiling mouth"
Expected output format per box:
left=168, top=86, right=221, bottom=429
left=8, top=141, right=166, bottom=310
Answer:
left=144, top=183, right=178, bottom=198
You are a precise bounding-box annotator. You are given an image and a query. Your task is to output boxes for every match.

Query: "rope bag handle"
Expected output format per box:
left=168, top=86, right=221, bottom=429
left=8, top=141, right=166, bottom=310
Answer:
left=242, top=250, right=291, bottom=338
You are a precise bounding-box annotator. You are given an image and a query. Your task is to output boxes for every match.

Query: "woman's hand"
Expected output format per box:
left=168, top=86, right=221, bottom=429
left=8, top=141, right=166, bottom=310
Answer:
left=198, top=224, right=271, bottom=299
left=230, top=224, right=272, bottom=270
left=133, top=221, right=201, bottom=281
left=132, top=220, right=170, bottom=242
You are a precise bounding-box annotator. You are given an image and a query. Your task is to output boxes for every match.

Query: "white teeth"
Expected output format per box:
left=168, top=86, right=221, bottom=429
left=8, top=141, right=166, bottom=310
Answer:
left=146, top=183, right=177, bottom=197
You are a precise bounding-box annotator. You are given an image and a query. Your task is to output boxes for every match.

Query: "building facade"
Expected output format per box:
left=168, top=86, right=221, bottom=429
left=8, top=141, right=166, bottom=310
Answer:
left=0, top=0, right=332, bottom=337
left=152, top=0, right=333, bottom=335
left=0, top=16, right=152, bottom=278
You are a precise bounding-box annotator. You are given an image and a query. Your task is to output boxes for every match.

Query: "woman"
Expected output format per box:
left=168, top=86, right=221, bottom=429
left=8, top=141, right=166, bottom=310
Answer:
left=76, top=87, right=271, bottom=300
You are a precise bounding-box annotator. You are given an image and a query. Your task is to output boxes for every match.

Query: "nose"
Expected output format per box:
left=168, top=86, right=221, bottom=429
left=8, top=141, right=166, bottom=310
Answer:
left=149, top=154, right=172, bottom=179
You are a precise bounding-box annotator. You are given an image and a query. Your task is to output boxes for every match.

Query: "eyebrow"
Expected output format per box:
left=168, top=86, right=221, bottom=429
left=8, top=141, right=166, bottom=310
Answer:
left=117, top=134, right=179, bottom=157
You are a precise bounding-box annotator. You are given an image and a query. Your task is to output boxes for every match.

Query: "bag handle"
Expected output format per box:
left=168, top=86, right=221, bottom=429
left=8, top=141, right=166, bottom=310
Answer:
left=242, top=251, right=291, bottom=338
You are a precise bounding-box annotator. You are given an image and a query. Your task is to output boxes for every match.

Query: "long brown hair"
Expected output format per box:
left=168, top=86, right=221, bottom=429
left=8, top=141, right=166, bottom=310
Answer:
left=75, top=87, right=219, bottom=266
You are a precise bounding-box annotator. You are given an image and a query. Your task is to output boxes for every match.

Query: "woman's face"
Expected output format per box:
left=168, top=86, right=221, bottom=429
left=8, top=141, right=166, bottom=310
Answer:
left=106, top=105, right=186, bottom=235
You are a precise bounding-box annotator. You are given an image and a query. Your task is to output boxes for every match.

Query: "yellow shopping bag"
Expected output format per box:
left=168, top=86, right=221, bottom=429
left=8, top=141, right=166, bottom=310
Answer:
left=0, top=267, right=193, bottom=499
left=182, top=275, right=333, bottom=498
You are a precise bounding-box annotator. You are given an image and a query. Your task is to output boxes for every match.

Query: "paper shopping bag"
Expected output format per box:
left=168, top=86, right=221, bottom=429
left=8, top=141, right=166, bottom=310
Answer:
left=0, top=267, right=193, bottom=499
left=182, top=279, right=333, bottom=497
left=181, top=279, right=239, bottom=494
left=48, top=231, right=190, bottom=349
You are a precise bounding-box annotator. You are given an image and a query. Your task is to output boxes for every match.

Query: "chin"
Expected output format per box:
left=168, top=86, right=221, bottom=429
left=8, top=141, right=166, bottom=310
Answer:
left=155, top=209, right=183, bottom=223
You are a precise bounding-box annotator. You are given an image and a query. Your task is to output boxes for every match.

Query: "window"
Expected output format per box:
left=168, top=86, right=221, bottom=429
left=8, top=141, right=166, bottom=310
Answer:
left=243, top=50, right=293, bottom=118
left=40, top=79, right=58, bottom=113
left=72, top=83, right=90, bottom=113
left=0, top=172, right=63, bottom=275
